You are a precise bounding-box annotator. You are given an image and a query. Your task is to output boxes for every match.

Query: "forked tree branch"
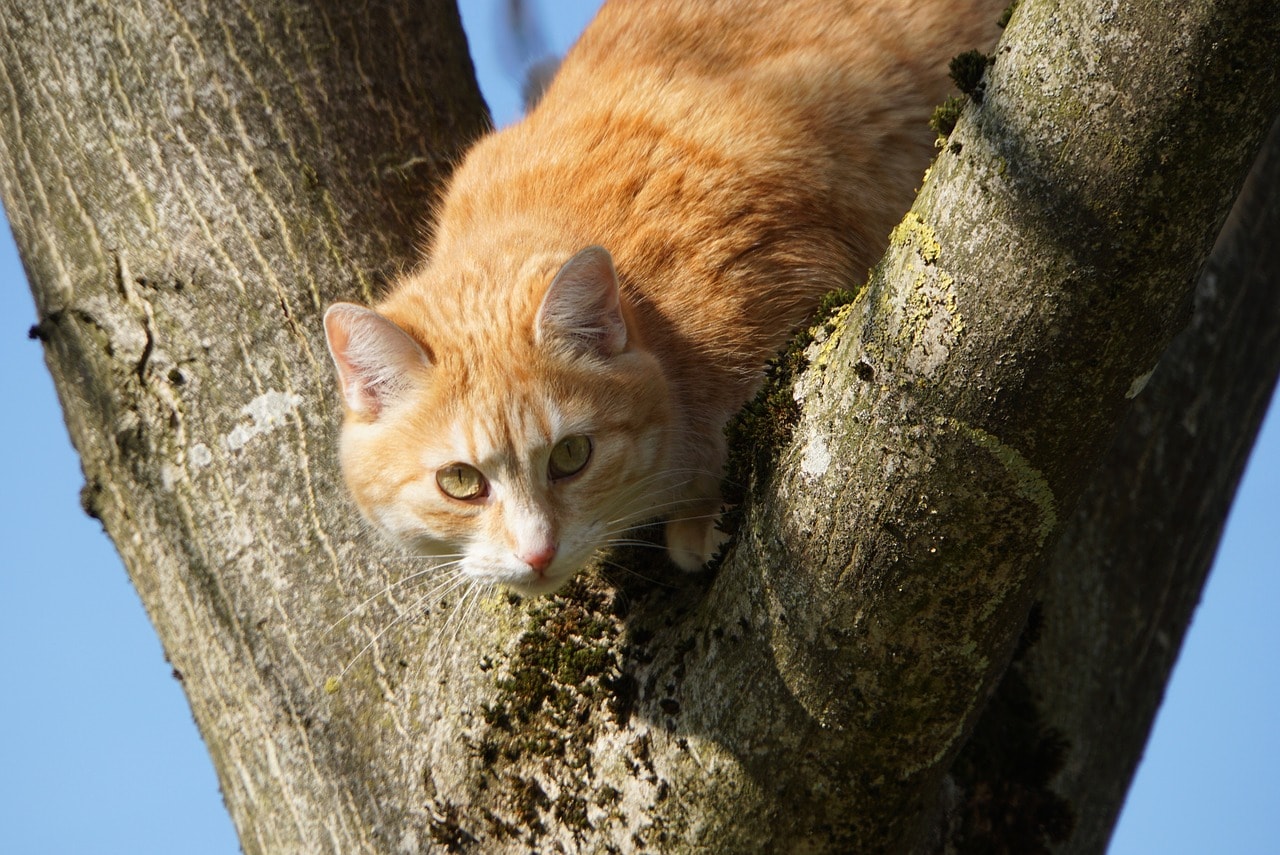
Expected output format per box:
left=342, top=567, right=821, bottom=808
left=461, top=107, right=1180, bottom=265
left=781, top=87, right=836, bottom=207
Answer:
left=1, top=1, right=1277, bottom=852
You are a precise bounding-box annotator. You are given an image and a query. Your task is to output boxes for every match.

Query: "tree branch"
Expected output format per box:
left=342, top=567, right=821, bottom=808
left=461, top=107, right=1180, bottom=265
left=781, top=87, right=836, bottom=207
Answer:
left=673, top=0, right=1280, bottom=848
left=994, top=113, right=1280, bottom=855
left=3, top=0, right=1278, bottom=853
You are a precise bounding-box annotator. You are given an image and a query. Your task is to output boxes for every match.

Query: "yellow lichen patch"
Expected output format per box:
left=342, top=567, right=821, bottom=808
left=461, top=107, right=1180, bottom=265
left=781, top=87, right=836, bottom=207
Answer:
left=813, top=301, right=857, bottom=369
left=902, top=273, right=936, bottom=348
left=898, top=265, right=963, bottom=358
left=886, top=213, right=966, bottom=369
left=942, top=276, right=966, bottom=338
left=890, top=212, right=941, bottom=264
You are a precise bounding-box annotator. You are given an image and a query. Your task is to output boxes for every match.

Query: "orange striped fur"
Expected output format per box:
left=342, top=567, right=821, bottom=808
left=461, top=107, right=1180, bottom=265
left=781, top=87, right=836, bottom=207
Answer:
left=324, top=0, right=1006, bottom=594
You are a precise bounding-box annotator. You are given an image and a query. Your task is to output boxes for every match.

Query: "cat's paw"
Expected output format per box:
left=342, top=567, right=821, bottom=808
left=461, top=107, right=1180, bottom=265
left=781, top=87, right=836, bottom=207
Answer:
left=664, top=516, right=729, bottom=571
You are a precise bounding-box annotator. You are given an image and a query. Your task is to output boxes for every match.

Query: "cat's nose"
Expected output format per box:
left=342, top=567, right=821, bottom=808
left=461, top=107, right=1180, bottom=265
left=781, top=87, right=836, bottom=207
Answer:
left=520, top=544, right=558, bottom=575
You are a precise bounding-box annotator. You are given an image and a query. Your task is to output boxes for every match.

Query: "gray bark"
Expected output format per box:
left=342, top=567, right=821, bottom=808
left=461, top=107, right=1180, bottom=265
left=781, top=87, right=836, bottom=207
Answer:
left=941, top=114, right=1280, bottom=855
left=1027, top=115, right=1280, bottom=854
left=1, top=2, right=489, bottom=852
left=1, top=1, right=1277, bottom=853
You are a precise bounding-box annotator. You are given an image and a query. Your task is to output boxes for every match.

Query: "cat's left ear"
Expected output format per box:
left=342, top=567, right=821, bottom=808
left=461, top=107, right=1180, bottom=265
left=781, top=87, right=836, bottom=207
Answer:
left=536, top=245, right=627, bottom=358
left=323, top=303, right=430, bottom=417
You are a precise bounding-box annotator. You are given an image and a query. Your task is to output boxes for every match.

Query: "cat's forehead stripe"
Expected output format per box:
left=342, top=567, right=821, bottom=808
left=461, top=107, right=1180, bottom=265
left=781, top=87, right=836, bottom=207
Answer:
left=436, top=392, right=562, bottom=470
left=502, top=392, right=557, bottom=451
left=442, top=418, right=481, bottom=467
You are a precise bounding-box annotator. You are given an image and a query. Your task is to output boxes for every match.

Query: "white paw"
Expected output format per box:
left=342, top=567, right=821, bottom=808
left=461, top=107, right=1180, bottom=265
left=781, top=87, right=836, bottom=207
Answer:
left=664, top=516, right=729, bottom=571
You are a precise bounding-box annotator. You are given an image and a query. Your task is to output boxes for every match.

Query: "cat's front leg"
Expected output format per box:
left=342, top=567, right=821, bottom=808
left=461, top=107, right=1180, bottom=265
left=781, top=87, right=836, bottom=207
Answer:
left=665, top=508, right=729, bottom=571
left=663, top=469, right=729, bottom=571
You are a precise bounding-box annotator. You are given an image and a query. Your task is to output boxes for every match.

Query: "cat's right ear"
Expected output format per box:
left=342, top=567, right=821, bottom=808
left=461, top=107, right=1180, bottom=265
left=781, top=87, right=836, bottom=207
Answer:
left=536, top=245, right=628, bottom=358
left=323, top=303, right=429, bottom=417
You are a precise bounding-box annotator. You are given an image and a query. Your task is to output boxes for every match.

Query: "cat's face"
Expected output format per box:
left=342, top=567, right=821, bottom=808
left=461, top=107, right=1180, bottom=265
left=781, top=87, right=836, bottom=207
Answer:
left=325, top=247, right=672, bottom=595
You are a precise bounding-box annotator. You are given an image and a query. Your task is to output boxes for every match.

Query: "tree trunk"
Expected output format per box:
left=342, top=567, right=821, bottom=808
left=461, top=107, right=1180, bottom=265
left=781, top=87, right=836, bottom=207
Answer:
left=0, top=2, right=490, bottom=852
left=1, top=1, right=1276, bottom=853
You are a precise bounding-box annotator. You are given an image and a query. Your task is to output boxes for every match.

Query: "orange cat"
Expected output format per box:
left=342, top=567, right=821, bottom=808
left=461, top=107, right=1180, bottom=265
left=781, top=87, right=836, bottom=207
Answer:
left=324, top=0, right=1005, bottom=595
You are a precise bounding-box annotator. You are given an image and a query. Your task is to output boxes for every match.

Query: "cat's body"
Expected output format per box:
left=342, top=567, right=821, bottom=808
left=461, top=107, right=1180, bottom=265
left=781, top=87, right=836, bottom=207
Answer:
left=324, top=0, right=1005, bottom=594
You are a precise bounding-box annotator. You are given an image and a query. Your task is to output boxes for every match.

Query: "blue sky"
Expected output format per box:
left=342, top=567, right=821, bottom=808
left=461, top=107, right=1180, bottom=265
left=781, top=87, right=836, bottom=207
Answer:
left=1, top=2, right=1276, bottom=852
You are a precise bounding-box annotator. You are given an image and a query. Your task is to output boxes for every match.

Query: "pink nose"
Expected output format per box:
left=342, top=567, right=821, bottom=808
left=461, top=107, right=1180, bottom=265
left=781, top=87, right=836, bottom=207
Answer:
left=520, top=544, right=557, bottom=575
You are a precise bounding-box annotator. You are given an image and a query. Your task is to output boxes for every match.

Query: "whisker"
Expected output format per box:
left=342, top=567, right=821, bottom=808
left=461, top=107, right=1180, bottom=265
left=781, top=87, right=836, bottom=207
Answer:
left=326, top=558, right=466, bottom=636
left=599, top=484, right=710, bottom=522
left=336, top=601, right=426, bottom=679
left=655, top=511, right=727, bottom=526
left=403, top=551, right=467, bottom=563
left=602, top=495, right=714, bottom=527
left=622, top=461, right=745, bottom=492
left=335, top=567, right=473, bottom=678
left=597, top=556, right=677, bottom=589
left=440, top=578, right=486, bottom=647
left=458, top=584, right=488, bottom=644
left=600, top=538, right=670, bottom=550
left=599, top=507, right=725, bottom=539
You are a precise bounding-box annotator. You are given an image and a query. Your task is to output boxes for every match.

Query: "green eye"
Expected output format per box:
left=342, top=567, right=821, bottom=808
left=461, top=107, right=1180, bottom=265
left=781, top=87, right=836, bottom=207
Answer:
left=436, top=464, right=487, bottom=500
left=548, top=435, right=592, bottom=480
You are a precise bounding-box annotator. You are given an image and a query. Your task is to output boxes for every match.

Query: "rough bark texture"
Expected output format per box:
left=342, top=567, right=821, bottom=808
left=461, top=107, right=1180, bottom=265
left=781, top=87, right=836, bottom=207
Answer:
left=942, top=115, right=1280, bottom=855
left=2, top=1, right=1278, bottom=853
left=1, top=2, right=489, bottom=852
left=1036, top=115, right=1280, bottom=852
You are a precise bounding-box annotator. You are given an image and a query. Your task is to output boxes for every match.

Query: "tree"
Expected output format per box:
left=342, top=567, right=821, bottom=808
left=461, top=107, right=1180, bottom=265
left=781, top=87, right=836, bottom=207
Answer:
left=1, top=0, right=1276, bottom=852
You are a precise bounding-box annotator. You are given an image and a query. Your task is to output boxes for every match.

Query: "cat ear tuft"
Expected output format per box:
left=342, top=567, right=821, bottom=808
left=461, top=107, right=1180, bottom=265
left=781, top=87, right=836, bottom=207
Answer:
left=323, top=303, right=429, bottom=417
left=536, top=245, right=628, bottom=358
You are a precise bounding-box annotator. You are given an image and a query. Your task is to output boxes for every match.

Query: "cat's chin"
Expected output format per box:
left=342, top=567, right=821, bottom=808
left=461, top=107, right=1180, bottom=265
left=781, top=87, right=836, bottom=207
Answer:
left=454, top=558, right=580, bottom=597
left=500, top=571, right=578, bottom=598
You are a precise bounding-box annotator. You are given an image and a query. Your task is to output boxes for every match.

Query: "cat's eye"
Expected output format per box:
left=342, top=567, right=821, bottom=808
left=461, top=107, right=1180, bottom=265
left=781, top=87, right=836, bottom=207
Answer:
left=436, top=463, right=487, bottom=501
left=548, top=435, right=592, bottom=480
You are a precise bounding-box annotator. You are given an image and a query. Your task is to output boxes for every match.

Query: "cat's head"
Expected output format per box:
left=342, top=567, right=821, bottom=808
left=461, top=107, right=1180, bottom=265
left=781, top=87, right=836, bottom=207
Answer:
left=323, top=246, right=672, bottom=595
